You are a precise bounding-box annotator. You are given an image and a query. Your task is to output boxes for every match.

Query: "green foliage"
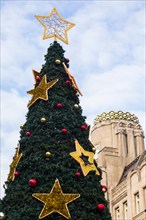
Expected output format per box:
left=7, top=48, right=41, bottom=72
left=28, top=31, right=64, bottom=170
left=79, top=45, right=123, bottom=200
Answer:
left=1, top=41, right=111, bottom=220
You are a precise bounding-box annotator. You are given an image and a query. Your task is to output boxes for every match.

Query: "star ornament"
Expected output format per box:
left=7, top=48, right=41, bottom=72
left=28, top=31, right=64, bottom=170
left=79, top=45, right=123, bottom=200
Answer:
left=70, top=140, right=100, bottom=176
left=32, top=69, right=40, bottom=83
left=32, top=179, right=80, bottom=219
left=63, top=63, right=83, bottom=96
left=35, top=7, right=75, bottom=44
left=7, top=147, right=23, bottom=181
left=27, top=75, right=58, bottom=108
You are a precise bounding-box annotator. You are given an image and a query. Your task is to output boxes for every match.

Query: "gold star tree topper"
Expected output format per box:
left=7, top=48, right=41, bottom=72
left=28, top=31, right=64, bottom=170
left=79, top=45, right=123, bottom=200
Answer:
left=35, top=7, right=75, bottom=44
left=27, top=75, right=58, bottom=108
left=7, top=146, right=23, bottom=181
left=70, top=140, right=100, bottom=176
left=32, top=179, right=80, bottom=219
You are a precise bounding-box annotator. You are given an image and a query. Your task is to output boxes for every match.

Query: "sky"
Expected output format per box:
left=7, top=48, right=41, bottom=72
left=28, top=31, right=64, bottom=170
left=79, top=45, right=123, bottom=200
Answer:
left=0, top=0, right=145, bottom=198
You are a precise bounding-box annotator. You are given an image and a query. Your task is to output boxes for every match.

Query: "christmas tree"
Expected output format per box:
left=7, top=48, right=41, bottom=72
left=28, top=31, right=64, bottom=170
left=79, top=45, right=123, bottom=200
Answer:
left=0, top=8, right=111, bottom=220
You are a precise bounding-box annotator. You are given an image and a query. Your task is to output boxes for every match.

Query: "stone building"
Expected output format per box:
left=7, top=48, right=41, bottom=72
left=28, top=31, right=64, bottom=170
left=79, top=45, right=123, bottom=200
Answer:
left=91, top=111, right=146, bottom=220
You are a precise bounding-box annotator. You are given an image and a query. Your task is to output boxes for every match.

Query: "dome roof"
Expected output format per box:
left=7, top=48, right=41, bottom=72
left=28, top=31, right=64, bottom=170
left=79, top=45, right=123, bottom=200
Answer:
left=94, top=111, right=139, bottom=125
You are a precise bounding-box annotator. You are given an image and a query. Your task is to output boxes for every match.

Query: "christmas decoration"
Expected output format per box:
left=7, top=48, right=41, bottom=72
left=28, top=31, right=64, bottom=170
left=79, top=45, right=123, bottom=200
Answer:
left=32, top=69, right=40, bottom=83
left=32, top=179, right=80, bottom=219
left=85, top=123, right=88, bottom=127
left=66, top=58, right=70, bottom=62
left=0, top=212, right=5, bottom=219
left=97, top=204, right=105, bottom=213
left=63, top=62, right=83, bottom=96
left=55, top=59, right=61, bottom=64
left=14, top=171, right=19, bottom=177
left=45, top=152, right=51, bottom=157
left=27, top=75, right=58, bottom=108
left=7, top=147, right=22, bottom=182
left=35, top=7, right=75, bottom=44
left=102, top=185, right=107, bottom=193
left=92, top=147, right=96, bottom=152
left=29, top=179, right=37, bottom=187
left=20, top=124, right=24, bottom=129
left=75, top=172, right=81, bottom=178
left=70, top=140, right=100, bottom=176
left=36, top=76, right=40, bottom=81
left=26, top=131, right=31, bottom=136
left=56, top=103, right=63, bottom=108
left=40, top=117, right=46, bottom=123
left=81, top=125, right=86, bottom=130
left=62, top=128, right=67, bottom=134
left=65, top=80, right=71, bottom=85
left=1, top=10, right=111, bottom=219
left=74, top=104, right=79, bottom=108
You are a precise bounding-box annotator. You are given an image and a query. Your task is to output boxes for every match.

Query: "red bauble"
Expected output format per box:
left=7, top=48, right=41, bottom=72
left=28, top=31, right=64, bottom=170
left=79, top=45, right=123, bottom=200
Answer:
left=85, top=123, right=88, bottom=127
left=102, top=185, right=107, bottom=193
left=29, top=178, right=37, bottom=187
left=26, top=131, right=31, bottom=136
left=66, top=58, right=70, bottom=62
left=81, top=125, right=86, bottom=130
left=65, top=80, right=71, bottom=85
left=62, top=128, right=67, bottom=134
left=97, top=204, right=105, bottom=213
left=36, top=76, right=40, bottom=81
left=57, top=103, right=63, bottom=108
left=75, top=172, right=81, bottom=177
left=14, top=171, right=19, bottom=177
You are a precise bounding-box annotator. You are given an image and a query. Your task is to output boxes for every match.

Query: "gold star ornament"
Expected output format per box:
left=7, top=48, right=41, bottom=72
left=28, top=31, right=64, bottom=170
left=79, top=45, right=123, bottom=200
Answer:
left=35, top=7, right=75, bottom=44
left=27, top=75, right=58, bottom=108
left=7, top=146, right=23, bottom=181
left=63, top=63, right=83, bottom=96
left=32, top=179, right=80, bottom=219
left=32, top=69, right=40, bottom=83
left=70, top=140, right=100, bottom=176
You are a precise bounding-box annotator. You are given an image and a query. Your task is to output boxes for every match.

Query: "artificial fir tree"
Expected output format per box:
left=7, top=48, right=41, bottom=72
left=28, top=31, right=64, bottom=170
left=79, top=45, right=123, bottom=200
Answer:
left=0, top=8, right=112, bottom=220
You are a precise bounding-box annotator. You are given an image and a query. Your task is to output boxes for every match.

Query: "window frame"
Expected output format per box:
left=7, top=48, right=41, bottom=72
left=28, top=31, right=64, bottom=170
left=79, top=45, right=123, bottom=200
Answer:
left=115, top=206, right=120, bottom=220
left=123, top=201, right=128, bottom=219
left=134, top=192, right=140, bottom=215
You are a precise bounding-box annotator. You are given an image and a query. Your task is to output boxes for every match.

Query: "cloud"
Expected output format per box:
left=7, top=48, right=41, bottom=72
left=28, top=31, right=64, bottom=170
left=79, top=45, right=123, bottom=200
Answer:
left=1, top=90, right=28, bottom=131
left=1, top=89, right=28, bottom=197
left=1, top=0, right=145, bottom=198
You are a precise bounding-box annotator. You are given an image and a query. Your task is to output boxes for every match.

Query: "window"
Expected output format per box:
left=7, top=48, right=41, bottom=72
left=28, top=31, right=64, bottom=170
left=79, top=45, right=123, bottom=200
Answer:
left=134, top=136, right=137, bottom=157
left=123, top=201, right=128, bottom=219
left=115, top=207, right=120, bottom=220
left=135, top=192, right=140, bottom=215
left=125, top=134, right=128, bottom=155
left=144, top=187, right=146, bottom=207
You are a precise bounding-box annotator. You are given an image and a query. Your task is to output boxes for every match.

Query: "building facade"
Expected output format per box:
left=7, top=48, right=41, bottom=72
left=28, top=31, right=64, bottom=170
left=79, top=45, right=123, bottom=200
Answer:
left=91, top=111, right=146, bottom=220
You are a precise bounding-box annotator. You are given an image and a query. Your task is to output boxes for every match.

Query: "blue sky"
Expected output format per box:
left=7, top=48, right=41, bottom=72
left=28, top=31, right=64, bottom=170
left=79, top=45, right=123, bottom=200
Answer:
left=1, top=0, right=145, bottom=197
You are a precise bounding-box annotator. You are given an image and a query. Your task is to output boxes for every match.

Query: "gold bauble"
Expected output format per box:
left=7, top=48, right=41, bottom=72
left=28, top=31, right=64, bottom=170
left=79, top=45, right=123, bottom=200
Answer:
left=74, top=104, right=79, bottom=108
left=41, top=117, right=46, bottom=123
left=0, top=212, right=5, bottom=219
left=55, top=59, right=61, bottom=64
left=45, top=152, right=51, bottom=157
left=20, top=124, right=24, bottom=129
left=102, top=188, right=106, bottom=193
left=92, top=147, right=96, bottom=152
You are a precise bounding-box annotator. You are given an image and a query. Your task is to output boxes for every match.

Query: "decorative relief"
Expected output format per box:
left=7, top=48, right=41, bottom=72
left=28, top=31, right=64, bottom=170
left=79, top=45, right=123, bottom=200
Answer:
left=111, top=191, right=127, bottom=206
left=128, top=123, right=134, bottom=128
left=115, top=128, right=127, bottom=135
left=112, top=180, right=127, bottom=198
left=134, top=131, right=144, bottom=137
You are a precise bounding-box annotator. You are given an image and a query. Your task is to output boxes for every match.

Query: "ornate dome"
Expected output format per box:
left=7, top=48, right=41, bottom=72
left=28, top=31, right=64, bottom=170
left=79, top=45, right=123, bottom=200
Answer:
left=94, top=111, right=139, bottom=125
